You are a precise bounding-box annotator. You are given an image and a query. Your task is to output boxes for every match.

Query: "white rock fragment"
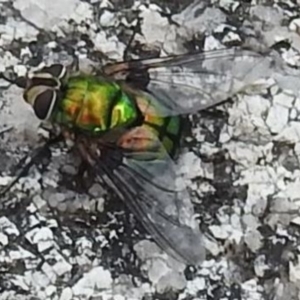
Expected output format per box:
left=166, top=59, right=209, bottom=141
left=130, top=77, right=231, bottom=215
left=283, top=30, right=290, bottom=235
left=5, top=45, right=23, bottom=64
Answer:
left=242, top=214, right=260, bottom=230
left=24, top=270, right=52, bottom=288
left=275, top=122, right=300, bottom=143
left=290, top=107, right=298, bottom=120
left=154, top=264, right=186, bottom=294
left=178, top=152, right=213, bottom=180
left=44, top=248, right=72, bottom=276
left=281, top=48, right=300, bottom=68
left=198, top=258, right=232, bottom=285
left=203, top=235, right=222, bottom=256
left=40, top=262, right=58, bottom=283
left=274, top=181, right=300, bottom=207
left=254, top=255, right=269, bottom=278
left=0, top=19, right=39, bottom=43
left=13, top=65, right=27, bottom=77
left=196, top=181, right=216, bottom=198
left=134, top=240, right=170, bottom=263
left=225, top=142, right=261, bottom=168
left=242, top=279, right=263, bottom=300
left=99, top=0, right=114, bottom=8
left=289, top=256, right=300, bottom=284
left=20, top=175, right=43, bottom=194
left=10, top=275, right=30, bottom=292
left=93, top=31, right=125, bottom=60
left=219, top=126, right=233, bottom=143
left=174, top=6, right=226, bottom=36
left=76, top=237, right=93, bottom=254
left=72, top=267, right=112, bottom=297
left=0, top=176, right=14, bottom=187
left=228, top=94, right=272, bottom=143
left=219, top=0, right=239, bottom=12
left=70, top=1, right=93, bottom=24
left=134, top=240, right=186, bottom=292
left=13, top=0, right=92, bottom=31
left=0, top=52, right=19, bottom=73
left=250, top=5, right=285, bottom=27
left=47, top=218, right=59, bottom=229
left=113, top=275, right=153, bottom=300
left=9, top=246, right=35, bottom=262
left=209, top=225, right=229, bottom=240
left=204, top=35, right=223, bottom=51
left=273, top=92, right=295, bottom=108
left=60, top=287, right=73, bottom=300
left=236, top=166, right=289, bottom=216
left=27, top=203, right=38, bottom=214
left=276, top=228, right=292, bottom=243
left=270, top=84, right=280, bottom=96
left=290, top=18, right=300, bottom=32
left=178, top=276, right=206, bottom=299
left=25, top=227, right=54, bottom=252
left=139, top=6, right=181, bottom=53
left=99, top=10, right=116, bottom=27
left=266, top=104, right=289, bottom=133
left=0, top=217, right=19, bottom=236
left=0, top=251, right=12, bottom=265
left=0, top=232, right=8, bottom=246
left=244, top=229, right=263, bottom=252
left=291, top=216, right=300, bottom=226
left=222, top=31, right=241, bottom=44
left=45, top=285, right=57, bottom=297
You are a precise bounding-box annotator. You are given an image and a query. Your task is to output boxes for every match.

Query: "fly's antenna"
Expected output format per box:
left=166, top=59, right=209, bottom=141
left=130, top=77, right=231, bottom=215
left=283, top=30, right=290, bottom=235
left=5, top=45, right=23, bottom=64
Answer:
left=0, top=69, right=27, bottom=89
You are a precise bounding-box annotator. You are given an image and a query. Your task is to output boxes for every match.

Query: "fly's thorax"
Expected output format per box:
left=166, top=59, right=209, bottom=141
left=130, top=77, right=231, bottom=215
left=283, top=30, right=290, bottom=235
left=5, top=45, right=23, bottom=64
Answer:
left=54, top=75, right=140, bottom=134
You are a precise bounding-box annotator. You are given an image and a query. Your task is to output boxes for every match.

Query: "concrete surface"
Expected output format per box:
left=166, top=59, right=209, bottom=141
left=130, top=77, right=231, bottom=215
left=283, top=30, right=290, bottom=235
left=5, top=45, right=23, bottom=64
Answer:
left=1, top=0, right=300, bottom=299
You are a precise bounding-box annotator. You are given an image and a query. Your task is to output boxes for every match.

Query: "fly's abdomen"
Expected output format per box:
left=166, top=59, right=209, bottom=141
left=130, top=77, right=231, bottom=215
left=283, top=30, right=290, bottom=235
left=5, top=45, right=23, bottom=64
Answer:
left=139, top=95, right=182, bottom=157
left=145, top=114, right=181, bottom=158
left=118, top=95, right=182, bottom=159
left=54, top=75, right=139, bottom=134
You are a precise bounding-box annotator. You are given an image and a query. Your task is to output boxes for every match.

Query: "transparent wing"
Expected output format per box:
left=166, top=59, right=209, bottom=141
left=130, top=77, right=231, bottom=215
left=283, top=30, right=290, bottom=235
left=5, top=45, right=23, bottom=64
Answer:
left=84, top=137, right=205, bottom=265
left=103, top=48, right=274, bottom=116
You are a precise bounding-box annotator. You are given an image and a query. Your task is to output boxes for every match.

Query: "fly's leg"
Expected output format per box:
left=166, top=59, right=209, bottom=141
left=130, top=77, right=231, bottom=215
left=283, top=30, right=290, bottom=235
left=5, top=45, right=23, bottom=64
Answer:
left=73, top=140, right=100, bottom=193
left=123, top=17, right=142, bottom=61
left=68, top=54, right=80, bottom=73
left=0, top=135, right=63, bottom=197
left=59, top=132, right=99, bottom=193
left=0, top=126, right=13, bottom=136
left=74, top=161, right=97, bottom=193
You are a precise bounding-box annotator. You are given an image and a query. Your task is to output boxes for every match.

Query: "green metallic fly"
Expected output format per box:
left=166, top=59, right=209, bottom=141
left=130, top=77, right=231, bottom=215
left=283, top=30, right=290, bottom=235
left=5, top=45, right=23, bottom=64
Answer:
left=0, top=47, right=271, bottom=265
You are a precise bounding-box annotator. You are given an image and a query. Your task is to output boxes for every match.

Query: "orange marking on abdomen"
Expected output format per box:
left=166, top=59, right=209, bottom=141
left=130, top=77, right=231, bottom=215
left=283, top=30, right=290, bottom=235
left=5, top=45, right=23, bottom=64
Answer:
left=118, top=125, right=158, bottom=152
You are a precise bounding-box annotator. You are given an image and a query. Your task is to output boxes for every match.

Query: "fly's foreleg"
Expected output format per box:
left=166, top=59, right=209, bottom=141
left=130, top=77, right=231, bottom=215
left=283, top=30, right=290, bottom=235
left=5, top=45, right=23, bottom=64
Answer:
left=123, top=17, right=142, bottom=61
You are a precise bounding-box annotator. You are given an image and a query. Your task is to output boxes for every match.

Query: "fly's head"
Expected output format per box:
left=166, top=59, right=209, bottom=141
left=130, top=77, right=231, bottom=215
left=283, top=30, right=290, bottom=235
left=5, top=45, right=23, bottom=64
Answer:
left=23, top=64, right=70, bottom=121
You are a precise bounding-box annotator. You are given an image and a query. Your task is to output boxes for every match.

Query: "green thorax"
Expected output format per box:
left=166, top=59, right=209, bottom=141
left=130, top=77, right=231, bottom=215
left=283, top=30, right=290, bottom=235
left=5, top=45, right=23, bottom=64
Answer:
left=53, top=74, right=139, bottom=134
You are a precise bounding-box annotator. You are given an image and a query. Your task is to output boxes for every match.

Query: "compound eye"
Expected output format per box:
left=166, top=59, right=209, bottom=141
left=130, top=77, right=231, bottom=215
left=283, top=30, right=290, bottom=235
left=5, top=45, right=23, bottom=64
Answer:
left=33, top=89, right=58, bottom=120
left=30, top=76, right=59, bottom=88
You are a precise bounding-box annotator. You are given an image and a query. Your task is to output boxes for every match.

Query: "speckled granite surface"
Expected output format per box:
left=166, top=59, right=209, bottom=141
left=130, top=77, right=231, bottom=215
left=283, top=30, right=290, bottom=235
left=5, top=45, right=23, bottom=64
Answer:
left=1, top=0, right=300, bottom=299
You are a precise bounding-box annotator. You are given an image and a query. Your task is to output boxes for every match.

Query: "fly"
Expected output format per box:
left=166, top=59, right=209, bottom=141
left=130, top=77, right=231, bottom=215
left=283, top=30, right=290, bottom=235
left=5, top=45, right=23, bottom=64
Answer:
left=0, top=47, right=271, bottom=265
